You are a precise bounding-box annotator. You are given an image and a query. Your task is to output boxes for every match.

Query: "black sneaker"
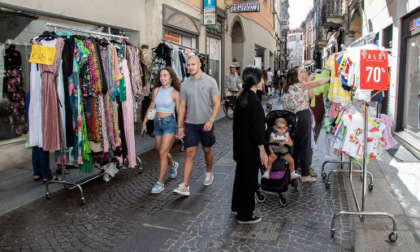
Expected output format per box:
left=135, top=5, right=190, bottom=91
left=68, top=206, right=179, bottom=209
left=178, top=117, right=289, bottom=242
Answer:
left=237, top=216, right=261, bottom=224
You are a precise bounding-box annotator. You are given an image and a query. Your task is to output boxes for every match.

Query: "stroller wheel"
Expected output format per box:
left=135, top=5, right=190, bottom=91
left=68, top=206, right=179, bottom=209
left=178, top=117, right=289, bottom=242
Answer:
left=278, top=194, right=288, bottom=207
left=255, top=191, right=266, bottom=203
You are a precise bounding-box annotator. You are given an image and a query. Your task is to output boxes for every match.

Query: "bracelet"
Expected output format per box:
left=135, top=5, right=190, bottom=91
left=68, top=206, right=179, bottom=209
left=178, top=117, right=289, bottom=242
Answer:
left=178, top=127, right=183, bottom=129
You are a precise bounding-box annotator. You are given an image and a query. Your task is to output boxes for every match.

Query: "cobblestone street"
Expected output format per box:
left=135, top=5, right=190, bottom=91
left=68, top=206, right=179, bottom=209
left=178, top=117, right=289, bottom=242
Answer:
left=0, top=98, right=353, bottom=251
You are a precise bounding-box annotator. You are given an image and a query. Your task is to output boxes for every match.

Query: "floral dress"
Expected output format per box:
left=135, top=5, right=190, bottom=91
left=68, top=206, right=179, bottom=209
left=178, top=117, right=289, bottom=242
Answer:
left=283, top=83, right=310, bottom=114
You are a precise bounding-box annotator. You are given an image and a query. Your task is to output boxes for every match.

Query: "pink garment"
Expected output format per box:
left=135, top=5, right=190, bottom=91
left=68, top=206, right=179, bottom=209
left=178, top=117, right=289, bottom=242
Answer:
left=380, top=114, right=398, bottom=150
left=328, top=102, right=340, bottom=118
left=35, top=38, right=64, bottom=151
left=122, top=60, right=136, bottom=168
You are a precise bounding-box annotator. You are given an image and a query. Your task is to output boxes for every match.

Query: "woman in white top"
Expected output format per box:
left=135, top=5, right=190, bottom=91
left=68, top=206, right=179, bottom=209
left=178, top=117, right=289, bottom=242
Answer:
left=142, top=67, right=181, bottom=194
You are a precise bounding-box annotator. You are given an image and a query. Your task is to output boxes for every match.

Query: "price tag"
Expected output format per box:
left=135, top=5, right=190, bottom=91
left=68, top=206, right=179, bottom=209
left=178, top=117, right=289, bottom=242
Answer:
left=360, top=49, right=389, bottom=90
left=29, top=45, right=56, bottom=65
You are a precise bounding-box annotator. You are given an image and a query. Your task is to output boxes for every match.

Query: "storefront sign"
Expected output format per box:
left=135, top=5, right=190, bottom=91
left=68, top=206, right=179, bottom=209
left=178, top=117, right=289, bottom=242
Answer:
left=164, top=31, right=180, bottom=44
left=360, top=49, right=389, bottom=90
left=409, top=17, right=420, bottom=31
left=28, top=45, right=56, bottom=65
left=204, top=0, right=216, bottom=25
left=230, top=3, right=260, bottom=13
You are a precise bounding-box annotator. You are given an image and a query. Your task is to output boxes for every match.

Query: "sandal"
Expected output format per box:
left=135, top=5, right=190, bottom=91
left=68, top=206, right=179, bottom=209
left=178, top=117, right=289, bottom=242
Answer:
left=301, top=176, right=317, bottom=183
left=56, top=166, right=70, bottom=174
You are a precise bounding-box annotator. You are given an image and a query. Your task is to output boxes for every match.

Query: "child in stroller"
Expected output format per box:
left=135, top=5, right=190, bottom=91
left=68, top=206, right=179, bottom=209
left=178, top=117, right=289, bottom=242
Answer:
left=256, top=110, right=299, bottom=206
left=262, top=117, right=301, bottom=180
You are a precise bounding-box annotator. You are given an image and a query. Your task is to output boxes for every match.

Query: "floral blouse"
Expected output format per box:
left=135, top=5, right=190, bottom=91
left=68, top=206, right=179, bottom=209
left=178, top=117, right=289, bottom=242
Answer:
left=284, top=82, right=310, bottom=113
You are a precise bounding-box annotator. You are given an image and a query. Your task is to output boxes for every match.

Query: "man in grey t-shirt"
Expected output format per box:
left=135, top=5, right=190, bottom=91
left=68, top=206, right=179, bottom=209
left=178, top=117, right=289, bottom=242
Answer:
left=174, top=55, right=221, bottom=196
left=225, top=65, right=241, bottom=96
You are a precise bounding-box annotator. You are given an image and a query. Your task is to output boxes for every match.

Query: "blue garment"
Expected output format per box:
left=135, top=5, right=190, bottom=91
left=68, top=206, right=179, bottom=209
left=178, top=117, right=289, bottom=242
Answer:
left=155, top=87, right=175, bottom=113
left=32, top=146, right=52, bottom=179
left=154, top=115, right=177, bottom=136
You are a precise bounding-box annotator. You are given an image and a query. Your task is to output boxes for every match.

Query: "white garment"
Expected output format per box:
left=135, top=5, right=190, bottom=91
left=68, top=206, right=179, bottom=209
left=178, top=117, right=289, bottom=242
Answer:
left=29, top=62, right=43, bottom=147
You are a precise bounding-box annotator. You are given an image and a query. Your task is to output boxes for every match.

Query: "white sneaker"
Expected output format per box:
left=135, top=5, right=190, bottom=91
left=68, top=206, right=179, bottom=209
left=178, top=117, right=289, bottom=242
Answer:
left=169, top=161, right=178, bottom=179
left=261, top=171, right=270, bottom=179
left=204, top=172, right=214, bottom=186
left=290, top=171, right=302, bottom=180
left=173, top=183, right=190, bottom=196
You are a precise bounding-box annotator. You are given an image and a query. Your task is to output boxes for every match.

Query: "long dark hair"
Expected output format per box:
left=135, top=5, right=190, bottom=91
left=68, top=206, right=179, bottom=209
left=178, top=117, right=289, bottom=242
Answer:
left=283, top=67, right=300, bottom=94
left=238, top=67, right=262, bottom=108
left=153, top=67, right=181, bottom=91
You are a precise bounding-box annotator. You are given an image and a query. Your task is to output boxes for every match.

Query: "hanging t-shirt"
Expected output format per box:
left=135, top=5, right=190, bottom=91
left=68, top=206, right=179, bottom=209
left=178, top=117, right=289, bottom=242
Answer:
left=325, top=55, right=351, bottom=104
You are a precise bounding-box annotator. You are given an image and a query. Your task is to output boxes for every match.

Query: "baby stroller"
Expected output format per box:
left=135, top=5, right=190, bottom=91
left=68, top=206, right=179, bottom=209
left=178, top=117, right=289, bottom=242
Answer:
left=255, top=110, right=299, bottom=206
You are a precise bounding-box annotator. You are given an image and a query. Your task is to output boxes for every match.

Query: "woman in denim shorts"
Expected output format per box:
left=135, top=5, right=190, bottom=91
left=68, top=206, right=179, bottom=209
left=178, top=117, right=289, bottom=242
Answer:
left=141, top=67, right=181, bottom=194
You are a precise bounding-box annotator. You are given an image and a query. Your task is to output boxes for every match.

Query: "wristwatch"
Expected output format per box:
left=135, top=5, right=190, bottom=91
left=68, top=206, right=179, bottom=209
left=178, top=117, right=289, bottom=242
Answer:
left=209, top=119, right=215, bottom=123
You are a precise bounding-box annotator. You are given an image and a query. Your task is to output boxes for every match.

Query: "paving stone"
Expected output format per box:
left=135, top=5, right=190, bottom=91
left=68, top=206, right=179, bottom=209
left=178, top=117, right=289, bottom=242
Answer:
left=0, top=114, right=353, bottom=251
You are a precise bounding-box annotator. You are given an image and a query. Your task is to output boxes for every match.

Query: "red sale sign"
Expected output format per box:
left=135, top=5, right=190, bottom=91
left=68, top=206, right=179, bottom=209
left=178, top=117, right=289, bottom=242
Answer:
left=360, top=49, right=389, bottom=90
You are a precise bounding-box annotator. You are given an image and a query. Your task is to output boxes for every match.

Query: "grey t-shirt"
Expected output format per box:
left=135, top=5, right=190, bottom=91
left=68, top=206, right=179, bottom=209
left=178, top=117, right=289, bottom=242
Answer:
left=180, top=73, right=220, bottom=124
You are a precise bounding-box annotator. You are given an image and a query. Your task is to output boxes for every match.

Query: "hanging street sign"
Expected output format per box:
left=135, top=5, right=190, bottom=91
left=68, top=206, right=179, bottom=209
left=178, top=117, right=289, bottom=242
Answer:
left=230, top=3, right=260, bottom=13
left=204, top=0, right=216, bottom=25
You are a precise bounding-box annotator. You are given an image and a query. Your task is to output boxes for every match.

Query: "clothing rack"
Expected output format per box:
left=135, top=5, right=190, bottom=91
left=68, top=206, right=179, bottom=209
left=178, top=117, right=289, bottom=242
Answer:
left=161, top=39, right=198, bottom=52
left=45, top=22, right=129, bottom=40
left=326, top=44, right=398, bottom=241
left=42, top=26, right=137, bottom=205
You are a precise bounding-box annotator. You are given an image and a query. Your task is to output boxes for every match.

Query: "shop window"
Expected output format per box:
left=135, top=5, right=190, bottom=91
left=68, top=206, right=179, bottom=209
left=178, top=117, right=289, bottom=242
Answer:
left=402, top=35, right=420, bottom=135
left=165, top=29, right=197, bottom=50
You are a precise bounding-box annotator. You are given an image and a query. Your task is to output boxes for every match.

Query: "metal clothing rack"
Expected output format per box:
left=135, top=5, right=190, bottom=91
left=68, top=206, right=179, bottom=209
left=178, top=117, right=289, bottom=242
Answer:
left=321, top=153, right=373, bottom=191
left=324, top=42, right=398, bottom=242
left=329, top=102, right=398, bottom=242
left=161, top=39, right=198, bottom=52
left=42, top=24, right=139, bottom=205
left=45, top=22, right=129, bottom=40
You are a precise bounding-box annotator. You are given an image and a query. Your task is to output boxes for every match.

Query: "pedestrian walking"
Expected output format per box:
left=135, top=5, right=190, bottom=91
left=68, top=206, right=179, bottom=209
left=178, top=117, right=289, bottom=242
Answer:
left=141, top=67, right=181, bottom=194
left=282, top=67, right=330, bottom=183
left=273, top=69, right=280, bottom=97
left=225, top=65, right=241, bottom=96
left=267, top=67, right=274, bottom=96
left=232, top=66, right=268, bottom=224
left=174, top=55, right=221, bottom=196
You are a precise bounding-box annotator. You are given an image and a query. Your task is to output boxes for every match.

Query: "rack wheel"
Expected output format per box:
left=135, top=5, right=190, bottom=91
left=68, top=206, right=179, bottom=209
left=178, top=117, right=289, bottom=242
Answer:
left=331, top=230, right=335, bottom=238
left=325, top=182, right=331, bottom=190
left=255, top=192, right=266, bottom=203
left=46, top=192, right=51, bottom=199
left=388, top=232, right=398, bottom=242
left=368, top=184, right=373, bottom=191
left=81, top=197, right=86, bottom=205
left=322, top=172, right=327, bottom=179
left=279, top=196, right=287, bottom=207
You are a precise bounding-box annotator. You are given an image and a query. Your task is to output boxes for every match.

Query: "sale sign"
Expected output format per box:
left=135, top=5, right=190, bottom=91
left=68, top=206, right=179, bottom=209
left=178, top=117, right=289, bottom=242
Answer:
left=360, top=49, right=389, bottom=90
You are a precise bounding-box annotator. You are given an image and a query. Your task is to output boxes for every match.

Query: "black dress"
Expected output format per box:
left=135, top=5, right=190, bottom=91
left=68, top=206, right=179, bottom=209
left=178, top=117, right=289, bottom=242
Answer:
left=232, top=91, right=265, bottom=221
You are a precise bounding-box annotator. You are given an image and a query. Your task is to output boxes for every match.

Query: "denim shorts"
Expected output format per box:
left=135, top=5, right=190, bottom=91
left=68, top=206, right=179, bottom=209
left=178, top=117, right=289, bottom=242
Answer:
left=184, top=123, right=216, bottom=148
left=154, top=115, right=177, bottom=136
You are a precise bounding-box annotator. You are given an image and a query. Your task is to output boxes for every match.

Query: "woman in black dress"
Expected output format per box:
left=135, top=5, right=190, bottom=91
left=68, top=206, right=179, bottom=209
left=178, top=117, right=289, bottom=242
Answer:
left=232, top=67, right=268, bottom=224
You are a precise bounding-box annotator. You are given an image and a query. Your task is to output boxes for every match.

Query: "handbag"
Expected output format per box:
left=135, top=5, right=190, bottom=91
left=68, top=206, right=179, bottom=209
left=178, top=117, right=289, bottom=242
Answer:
left=147, top=87, right=160, bottom=120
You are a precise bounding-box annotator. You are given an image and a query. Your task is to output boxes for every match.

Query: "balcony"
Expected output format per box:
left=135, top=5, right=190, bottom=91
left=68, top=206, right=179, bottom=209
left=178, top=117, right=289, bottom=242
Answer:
left=321, top=0, right=344, bottom=29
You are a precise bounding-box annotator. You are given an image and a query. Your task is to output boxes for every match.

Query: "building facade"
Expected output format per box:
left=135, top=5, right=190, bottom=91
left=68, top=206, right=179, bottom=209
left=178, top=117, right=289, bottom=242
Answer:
left=225, top=0, right=277, bottom=79
left=363, top=0, right=420, bottom=157
left=286, top=28, right=303, bottom=69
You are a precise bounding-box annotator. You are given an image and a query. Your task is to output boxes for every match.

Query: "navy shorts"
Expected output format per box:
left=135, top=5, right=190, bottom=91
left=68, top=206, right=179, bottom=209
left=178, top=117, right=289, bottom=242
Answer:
left=184, top=123, right=216, bottom=148
left=154, top=115, right=177, bottom=136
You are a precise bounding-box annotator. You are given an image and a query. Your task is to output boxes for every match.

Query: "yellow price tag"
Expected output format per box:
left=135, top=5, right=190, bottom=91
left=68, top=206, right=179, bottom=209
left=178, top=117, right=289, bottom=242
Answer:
left=29, top=45, right=56, bottom=65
